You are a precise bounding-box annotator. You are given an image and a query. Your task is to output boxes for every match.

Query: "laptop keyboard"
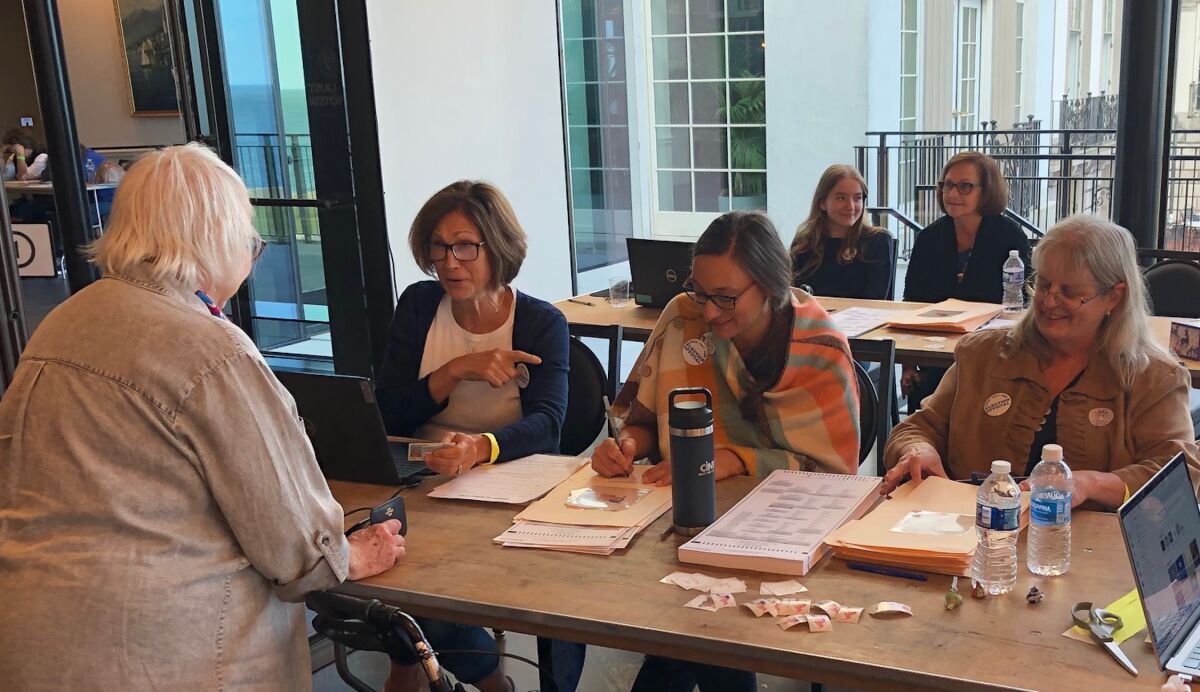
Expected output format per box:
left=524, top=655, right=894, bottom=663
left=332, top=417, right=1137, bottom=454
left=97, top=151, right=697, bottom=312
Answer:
left=388, top=445, right=433, bottom=480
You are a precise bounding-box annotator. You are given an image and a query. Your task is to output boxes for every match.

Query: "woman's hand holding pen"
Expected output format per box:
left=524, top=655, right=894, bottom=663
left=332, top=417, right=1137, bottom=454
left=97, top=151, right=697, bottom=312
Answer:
left=592, top=436, right=636, bottom=477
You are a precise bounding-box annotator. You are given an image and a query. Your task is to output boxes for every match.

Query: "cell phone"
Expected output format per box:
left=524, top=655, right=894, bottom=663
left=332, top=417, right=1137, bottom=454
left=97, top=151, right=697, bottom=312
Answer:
left=370, top=495, right=407, bottom=536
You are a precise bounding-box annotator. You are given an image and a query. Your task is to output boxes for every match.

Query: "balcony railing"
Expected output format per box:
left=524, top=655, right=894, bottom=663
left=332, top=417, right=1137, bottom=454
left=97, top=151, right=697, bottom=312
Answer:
left=855, top=124, right=1200, bottom=262
left=232, top=132, right=319, bottom=242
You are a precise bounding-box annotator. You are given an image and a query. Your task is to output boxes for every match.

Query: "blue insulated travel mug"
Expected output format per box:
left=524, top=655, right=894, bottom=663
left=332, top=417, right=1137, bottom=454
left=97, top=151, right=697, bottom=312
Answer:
left=669, top=387, right=716, bottom=535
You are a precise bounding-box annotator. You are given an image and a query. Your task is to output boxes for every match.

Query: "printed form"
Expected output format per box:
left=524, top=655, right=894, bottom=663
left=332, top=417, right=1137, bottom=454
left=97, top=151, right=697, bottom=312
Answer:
left=428, top=454, right=587, bottom=504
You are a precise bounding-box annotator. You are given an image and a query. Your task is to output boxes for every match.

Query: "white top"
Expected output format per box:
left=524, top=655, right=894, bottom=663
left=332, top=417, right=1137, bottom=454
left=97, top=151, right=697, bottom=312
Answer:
left=416, top=288, right=523, bottom=440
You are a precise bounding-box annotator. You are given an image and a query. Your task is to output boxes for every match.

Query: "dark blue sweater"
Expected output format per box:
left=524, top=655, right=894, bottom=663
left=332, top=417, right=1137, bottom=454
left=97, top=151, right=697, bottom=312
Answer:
left=375, top=280, right=569, bottom=462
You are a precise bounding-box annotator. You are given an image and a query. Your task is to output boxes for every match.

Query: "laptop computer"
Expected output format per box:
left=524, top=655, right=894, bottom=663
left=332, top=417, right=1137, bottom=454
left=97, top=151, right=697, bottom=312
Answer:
left=1120, top=452, right=1200, bottom=675
left=626, top=237, right=695, bottom=308
left=274, top=371, right=434, bottom=486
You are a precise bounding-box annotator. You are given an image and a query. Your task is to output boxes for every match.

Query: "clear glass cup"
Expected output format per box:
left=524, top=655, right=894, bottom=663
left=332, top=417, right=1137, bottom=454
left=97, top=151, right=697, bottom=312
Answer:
left=608, top=277, right=630, bottom=307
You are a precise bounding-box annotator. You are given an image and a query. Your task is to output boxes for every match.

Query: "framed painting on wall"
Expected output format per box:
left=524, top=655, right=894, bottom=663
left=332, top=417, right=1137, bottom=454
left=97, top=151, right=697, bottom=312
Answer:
left=112, top=0, right=179, bottom=116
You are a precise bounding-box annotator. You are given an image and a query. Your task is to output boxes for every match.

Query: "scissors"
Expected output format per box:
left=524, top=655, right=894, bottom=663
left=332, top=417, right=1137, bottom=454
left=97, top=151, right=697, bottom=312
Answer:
left=1071, top=601, right=1138, bottom=676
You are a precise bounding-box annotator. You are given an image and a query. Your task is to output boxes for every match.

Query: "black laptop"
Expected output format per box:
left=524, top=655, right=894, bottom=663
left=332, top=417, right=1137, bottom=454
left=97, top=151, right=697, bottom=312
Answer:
left=274, top=371, right=434, bottom=486
left=626, top=238, right=695, bottom=308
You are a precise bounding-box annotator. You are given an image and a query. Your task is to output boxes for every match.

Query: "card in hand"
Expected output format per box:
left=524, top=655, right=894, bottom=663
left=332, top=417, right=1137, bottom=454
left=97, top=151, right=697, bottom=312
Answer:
left=408, top=442, right=451, bottom=461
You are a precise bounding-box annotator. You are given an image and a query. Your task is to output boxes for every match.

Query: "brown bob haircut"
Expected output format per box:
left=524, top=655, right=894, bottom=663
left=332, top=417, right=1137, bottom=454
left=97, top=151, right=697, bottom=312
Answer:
left=408, top=180, right=528, bottom=287
left=937, top=151, right=1009, bottom=217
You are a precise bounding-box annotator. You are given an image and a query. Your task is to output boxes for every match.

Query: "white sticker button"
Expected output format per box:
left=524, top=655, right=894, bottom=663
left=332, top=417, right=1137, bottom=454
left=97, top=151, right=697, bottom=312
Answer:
left=984, top=393, right=1012, bottom=417
left=682, top=338, right=708, bottom=366
left=1089, top=407, right=1114, bottom=427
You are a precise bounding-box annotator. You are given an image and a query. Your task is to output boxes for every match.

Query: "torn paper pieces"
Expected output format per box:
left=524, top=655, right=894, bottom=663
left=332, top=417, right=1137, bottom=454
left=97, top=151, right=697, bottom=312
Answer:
left=778, top=614, right=832, bottom=632
left=743, top=599, right=774, bottom=618
left=777, top=614, right=808, bottom=630
left=868, top=601, right=914, bottom=617
left=759, top=580, right=807, bottom=596
left=684, top=593, right=737, bottom=612
left=768, top=599, right=812, bottom=617
left=835, top=607, right=864, bottom=624
left=812, top=600, right=842, bottom=617
left=660, top=572, right=745, bottom=593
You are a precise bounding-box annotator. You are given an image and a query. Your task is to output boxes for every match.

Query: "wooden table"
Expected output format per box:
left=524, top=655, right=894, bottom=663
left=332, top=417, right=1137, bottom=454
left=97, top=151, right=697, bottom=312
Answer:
left=556, top=294, right=1200, bottom=387
left=332, top=477, right=1167, bottom=691
left=4, top=180, right=117, bottom=231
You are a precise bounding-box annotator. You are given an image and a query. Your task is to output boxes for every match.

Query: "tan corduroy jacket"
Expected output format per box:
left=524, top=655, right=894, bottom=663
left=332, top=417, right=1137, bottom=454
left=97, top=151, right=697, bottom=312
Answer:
left=0, top=270, right=349, bottom=691
left=885, top=329, right=1200, bottom=494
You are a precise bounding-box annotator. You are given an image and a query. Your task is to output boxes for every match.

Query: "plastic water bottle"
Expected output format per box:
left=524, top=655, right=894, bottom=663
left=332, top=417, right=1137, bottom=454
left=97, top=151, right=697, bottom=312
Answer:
left=1027, top=444, right=1072, bottom=576
left=84, top=158, right=96, bottom=184
left=972, top=460, right=1021, bottom=596
left=1002, top=250, right=1024, bottom=313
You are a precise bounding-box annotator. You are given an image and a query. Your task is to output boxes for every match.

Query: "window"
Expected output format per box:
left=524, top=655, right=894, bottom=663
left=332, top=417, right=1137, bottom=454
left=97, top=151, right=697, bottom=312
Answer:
left=900, top=0, right=918, bottom=133
left=954, top=0, right=980, bottom=130
left=1014, top=0, right=1024, bottom=124
left=647, top=0, right=765, bottom=238
left=1067, top=0, right=1083, bottom=99
left=1100, top=0, right=1115, bottom=93
left=562, top=0, right=635, bottom=272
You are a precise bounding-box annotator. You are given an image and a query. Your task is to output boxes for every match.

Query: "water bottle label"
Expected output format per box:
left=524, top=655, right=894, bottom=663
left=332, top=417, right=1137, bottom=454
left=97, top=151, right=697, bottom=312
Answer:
left=1030, top=494, right=1071, bottom=526
left=1005, top=268, right=1024, bottom=283
left=976, top=503, right=1019, bottom=531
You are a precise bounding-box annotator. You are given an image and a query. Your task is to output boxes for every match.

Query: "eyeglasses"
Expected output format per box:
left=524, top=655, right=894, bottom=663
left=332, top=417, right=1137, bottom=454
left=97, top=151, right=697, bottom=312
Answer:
left=426, top=241, right=486, bottom=262
left=683, top=279, right=755, bottom=311
left=1026, top=276, right=1117, bottom=310
left=938, top=180, right=981, bottom=195
left=251, top=238, right=267, bottom=261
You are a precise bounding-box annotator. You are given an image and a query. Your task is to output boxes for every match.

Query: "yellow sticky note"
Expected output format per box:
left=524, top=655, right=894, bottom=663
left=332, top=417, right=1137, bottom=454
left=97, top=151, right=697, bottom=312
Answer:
left=1063, top=588, right=1147, bottom=645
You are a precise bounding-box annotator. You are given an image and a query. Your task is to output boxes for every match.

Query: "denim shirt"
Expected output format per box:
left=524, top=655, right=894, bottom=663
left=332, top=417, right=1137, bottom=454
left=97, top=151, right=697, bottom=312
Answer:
left=0, top=268, right=349, bottom=690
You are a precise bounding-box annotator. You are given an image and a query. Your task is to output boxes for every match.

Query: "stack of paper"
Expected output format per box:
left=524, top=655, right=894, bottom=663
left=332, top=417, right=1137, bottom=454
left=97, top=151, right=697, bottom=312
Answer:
left=886, top=299, right=1003, bottom=334
left=677, top=470, right=881, bottom=576
left=825, top=476, right=1029, bottom=577
left=493, top=466, right=671, bottom=555
left=428, top=454, right=587, bottom=504
left=829, top=307, right=896, bottom=337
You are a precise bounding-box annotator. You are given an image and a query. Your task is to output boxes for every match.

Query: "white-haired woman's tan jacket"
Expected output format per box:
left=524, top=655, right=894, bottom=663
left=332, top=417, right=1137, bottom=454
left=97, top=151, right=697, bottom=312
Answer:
left=0, top=268, right=349, bottom=690
left=885, top=329, right=1200, bottom=496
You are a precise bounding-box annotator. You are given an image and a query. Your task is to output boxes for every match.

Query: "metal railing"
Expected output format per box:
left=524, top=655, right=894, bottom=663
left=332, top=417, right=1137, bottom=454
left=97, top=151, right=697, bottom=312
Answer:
left=854, top=123, right=1200, bottom=259
left=232, top=132, right=319, bottom=242
left=1191, top=82, right=1200, bottom=118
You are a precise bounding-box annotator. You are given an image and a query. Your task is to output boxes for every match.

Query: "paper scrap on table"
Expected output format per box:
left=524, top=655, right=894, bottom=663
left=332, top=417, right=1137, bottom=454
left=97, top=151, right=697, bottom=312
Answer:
left=813, top=599, right=842, bottom=617
left=778, top=614, right=808, bottom=631
left=1062, top=588, right=1146, bottom=645
left=684, top=593, right=736, bottom=612
left=708, top=577, right=747, bottom=594
left=660, top=572, right=717, bottom=592
left=868, top=601, right=913, bottom=617
left=806, top=614, right=833, bottom=632
left=760, top=579, right=808, bottom=596
left=835, top=607, right=864, bottom=624
left=768, top=599, right=812, bottom=617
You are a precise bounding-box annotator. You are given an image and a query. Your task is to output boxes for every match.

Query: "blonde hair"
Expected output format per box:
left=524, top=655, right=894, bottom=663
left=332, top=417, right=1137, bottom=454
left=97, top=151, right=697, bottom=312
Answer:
left=1008, top=214, right=1171, bottom=386
left=90, top=143, right=259, bottom=290
left=790, top=164, right=884, bottom=278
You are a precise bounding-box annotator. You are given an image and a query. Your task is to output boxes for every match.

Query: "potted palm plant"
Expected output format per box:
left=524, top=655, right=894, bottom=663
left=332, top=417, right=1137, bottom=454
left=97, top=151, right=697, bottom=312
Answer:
left=716, top=73, right=766, bottom=211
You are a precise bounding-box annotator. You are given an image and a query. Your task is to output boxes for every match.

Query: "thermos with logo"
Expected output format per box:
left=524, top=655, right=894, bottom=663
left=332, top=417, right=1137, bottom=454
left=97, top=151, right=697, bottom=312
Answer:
left=669, top=387, right=716, bottom=535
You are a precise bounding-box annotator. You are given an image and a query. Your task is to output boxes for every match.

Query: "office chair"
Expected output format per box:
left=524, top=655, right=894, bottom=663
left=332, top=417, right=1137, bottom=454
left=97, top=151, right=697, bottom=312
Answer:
left=560, top=335, right=609, bottom=457
left=848, top=338, right=898, bottom=475
left=1142, top=257, right=1200, bottom=438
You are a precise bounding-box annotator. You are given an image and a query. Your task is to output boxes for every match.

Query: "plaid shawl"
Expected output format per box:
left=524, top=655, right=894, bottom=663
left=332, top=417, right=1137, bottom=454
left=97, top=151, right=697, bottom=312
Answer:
left=615, top=291, right=860, bottom=475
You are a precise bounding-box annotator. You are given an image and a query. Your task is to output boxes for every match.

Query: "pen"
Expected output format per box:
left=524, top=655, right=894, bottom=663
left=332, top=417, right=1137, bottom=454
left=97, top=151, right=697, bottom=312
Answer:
left=567, top=298, right=594, bottom=306
left=846, top=561, right=928, bottom=582
left=603, top=395, right=632, bottom=478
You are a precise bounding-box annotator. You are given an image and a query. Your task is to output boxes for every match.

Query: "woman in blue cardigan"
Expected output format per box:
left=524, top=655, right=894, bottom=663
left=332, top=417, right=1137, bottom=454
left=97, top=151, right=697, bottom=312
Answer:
left=375, top=180, right=580, bottom=692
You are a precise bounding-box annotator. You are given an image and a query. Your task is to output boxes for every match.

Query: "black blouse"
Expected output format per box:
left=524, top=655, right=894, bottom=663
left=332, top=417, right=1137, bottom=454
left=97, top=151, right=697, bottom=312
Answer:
left=792, top=232, right=895, bottom=299
left=903, top=214, right=1032, bottom=304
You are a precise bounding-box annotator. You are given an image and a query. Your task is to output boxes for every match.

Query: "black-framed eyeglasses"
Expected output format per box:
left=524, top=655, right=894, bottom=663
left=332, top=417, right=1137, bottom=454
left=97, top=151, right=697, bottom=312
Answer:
left=426, top=241, right=486, bottom=262
left=1026, top=276, right=1118, bottom=310
left=251, top=237, right=267, bottom=262
left=938, top=180, right=981, bottom=195
left=684, top=279, right=755, bottom=311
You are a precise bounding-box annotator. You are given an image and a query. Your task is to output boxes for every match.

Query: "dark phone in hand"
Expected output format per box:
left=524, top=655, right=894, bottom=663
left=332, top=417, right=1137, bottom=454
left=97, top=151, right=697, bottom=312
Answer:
left=370, top=495, right=407, bottom=536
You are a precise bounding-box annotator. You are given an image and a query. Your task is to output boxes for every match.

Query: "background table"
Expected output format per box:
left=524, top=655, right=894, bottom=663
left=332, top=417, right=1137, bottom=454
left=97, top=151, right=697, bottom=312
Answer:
left=332, top=476, right=1167, bottom=691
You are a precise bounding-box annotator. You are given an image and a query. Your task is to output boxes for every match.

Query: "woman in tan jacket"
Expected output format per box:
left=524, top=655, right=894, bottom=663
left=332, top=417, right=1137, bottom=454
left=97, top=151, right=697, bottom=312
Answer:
left=882, top=214, right=1199, bottom=509
left=0, top=144, right=404, bottom=690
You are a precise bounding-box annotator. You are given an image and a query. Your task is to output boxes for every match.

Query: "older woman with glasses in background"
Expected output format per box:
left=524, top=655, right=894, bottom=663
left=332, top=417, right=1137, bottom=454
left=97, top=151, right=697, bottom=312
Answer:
left=882, top=215, right=1200, bottom=507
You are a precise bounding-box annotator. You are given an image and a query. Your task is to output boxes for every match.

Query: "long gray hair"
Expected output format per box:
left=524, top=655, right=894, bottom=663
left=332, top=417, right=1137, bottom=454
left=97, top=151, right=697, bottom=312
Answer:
left=1008, top=214, right=1171, bottom=386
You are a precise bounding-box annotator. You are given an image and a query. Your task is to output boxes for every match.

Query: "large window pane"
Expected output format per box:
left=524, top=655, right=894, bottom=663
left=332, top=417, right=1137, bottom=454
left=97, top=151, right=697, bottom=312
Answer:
left=689, top=36, right=725, bottom=79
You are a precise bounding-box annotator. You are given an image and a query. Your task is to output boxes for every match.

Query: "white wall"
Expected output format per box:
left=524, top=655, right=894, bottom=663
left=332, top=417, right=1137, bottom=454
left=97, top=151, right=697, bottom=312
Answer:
left=365, top=0, right=574, bottom=302
left=765, top=1, right=871, bottom=237
left=866, top=0, right=902, bottom=133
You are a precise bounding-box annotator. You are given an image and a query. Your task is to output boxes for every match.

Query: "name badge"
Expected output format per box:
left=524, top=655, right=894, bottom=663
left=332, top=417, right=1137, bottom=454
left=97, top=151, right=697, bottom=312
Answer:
left=984, top=393, right=1012, bottom=417
left=1089, top=407, right=1114, bottom=427
left=682, top=338, right=708, bottom=366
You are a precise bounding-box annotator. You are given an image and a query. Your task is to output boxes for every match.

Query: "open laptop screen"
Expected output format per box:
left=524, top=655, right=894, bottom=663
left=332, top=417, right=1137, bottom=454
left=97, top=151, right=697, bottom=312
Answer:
left=1121, top=453, right=1200, bottom=668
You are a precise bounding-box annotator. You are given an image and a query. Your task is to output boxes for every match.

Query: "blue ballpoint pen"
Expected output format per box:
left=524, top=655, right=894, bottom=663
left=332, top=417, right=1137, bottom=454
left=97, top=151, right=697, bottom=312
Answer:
left=845, top=561, right=929, bottom=582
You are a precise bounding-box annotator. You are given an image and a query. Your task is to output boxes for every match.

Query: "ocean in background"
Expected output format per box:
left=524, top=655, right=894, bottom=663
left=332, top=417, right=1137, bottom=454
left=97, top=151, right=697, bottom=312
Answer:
left=228, top=84, right=311, bottom=193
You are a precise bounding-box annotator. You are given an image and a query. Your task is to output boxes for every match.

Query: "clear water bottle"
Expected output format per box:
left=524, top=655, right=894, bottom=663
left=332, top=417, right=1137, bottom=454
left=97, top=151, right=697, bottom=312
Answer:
left=84, top=158, right=96, bottom=184
left=972, top=460, right=1021, bottom=596
left=1002, top=250, right=1024, bottom=313
left=1028, top=443, right=1072, bottom=576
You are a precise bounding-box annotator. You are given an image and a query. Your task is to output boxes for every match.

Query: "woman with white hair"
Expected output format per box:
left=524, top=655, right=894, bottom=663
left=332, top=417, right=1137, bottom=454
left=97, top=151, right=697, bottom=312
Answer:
left=881, top=214, right=1200, bottom=508
left=0, top=143, right=405, bottom=690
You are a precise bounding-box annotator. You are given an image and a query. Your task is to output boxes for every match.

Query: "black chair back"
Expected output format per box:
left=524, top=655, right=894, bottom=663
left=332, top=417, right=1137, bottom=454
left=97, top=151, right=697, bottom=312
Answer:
left=852, top=360, right=877, bottom=465
left=848, top=338, right=898, bottom=475
left=1144, top=258, right=1200, bottom=319
left=561, top=336, right=609, bottom=456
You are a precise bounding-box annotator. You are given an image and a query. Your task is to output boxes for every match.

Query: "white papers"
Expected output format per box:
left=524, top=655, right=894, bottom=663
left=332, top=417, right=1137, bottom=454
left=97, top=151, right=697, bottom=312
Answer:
left=678, top=470, right=880, bottom=575
left=429, top=454, right=586, bottom=504
left=978, top=317, right=1018, bottom=331
left=830, top=307, right=894, bottom=337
